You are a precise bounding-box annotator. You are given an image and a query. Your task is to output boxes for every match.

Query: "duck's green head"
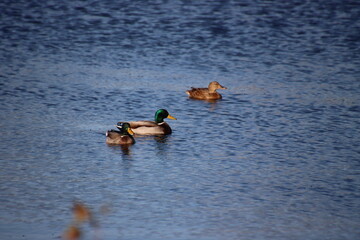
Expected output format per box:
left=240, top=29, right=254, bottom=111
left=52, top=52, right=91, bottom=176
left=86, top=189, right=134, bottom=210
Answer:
left=116, top=122, right=134, bottom=135
left=154, top=109, right=177, bottom=123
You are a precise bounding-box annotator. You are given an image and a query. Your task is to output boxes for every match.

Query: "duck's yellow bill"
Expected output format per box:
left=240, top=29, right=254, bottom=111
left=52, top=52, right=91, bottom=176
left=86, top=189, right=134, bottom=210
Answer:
left=167, top=114, right=177, bottom=120
left=128, top=128, right=135, bottom=135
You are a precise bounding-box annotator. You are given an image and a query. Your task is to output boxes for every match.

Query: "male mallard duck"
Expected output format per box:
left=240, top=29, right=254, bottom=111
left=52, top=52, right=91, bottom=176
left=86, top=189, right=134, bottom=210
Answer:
left=186, top=81, right=227, bottom=100
left=126, top=109, right=176, bottom=135
left=106, top=122, right=135, bottom=145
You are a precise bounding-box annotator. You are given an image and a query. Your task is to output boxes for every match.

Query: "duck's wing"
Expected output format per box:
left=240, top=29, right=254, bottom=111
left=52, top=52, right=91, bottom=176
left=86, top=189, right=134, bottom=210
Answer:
left=128, top=121, right=170, bottom=135
left=106, top=130, right=134, bottom=144
left=186, top=87, right=209, bottom=99
left=128, top=120, right=158, bottom=128
left=106, top=130, right=122, bottom=144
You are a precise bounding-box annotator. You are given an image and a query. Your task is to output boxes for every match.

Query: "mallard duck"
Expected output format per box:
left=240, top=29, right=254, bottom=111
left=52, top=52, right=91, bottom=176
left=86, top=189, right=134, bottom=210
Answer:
left=186, top=81, right=227, bottom=100
left=125, top=109, right=176, bottom=135
left=106, top=122, right=135, bottom=145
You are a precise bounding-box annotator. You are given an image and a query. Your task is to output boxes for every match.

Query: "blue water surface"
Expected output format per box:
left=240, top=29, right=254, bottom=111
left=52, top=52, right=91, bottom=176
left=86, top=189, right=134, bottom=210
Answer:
left=1, top=0, right=360, bottom=239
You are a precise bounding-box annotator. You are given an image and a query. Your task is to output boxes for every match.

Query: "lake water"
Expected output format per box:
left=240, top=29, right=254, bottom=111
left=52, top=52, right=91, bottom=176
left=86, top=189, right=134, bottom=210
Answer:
left=1, top=0, right=360, bottom=239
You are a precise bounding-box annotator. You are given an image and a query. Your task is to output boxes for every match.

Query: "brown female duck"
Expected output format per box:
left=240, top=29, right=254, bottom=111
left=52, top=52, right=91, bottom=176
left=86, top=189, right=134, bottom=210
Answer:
left=186, top=81, right=227, bottom=100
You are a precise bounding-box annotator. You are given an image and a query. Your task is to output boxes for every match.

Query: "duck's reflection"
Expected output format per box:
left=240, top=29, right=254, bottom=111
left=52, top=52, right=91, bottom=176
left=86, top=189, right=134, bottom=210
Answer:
left=120, top=144, right=132, bottom=156
left=154, top=135, right=172, bottom=158
left=187, top=97, right=220, bottom=111
left=107, top=144, right=133, bottom=161
left=154, top=135, right=169, bottom=144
